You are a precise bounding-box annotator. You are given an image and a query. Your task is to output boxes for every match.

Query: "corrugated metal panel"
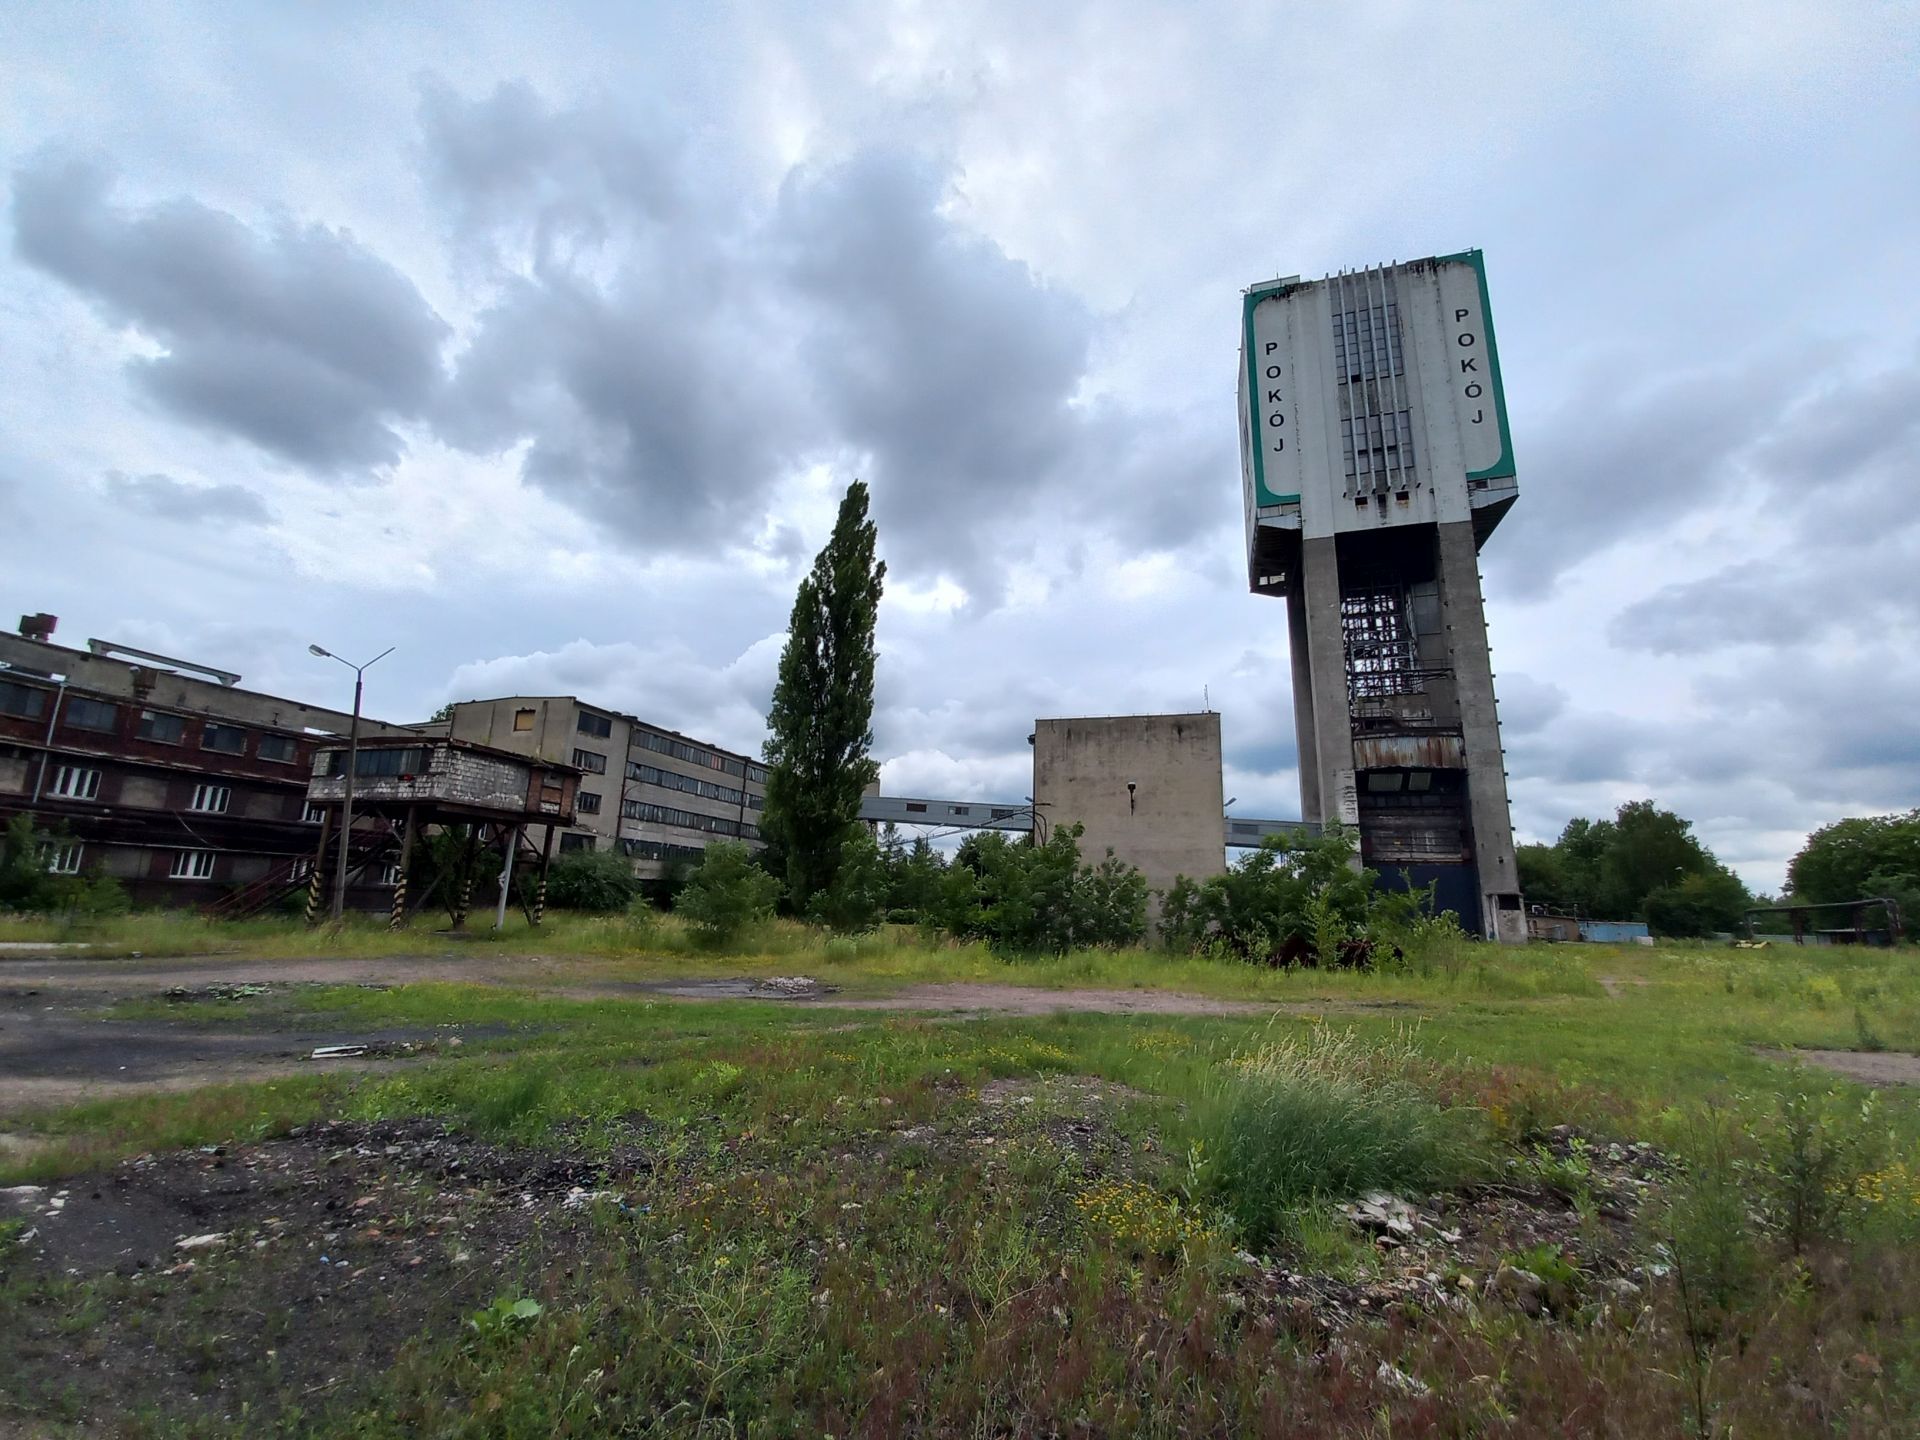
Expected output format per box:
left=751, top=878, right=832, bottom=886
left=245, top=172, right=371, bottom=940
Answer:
left=1352, top=734, right=1465, bottom=770
left=1578, top=920, right=1651, bottom=943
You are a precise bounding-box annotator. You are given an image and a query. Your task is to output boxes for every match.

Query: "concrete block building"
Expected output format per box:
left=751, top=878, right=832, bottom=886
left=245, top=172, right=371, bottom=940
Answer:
left=444, top=697, right=766, bottom=877
left=1031, top=713, right=1227, bottom=900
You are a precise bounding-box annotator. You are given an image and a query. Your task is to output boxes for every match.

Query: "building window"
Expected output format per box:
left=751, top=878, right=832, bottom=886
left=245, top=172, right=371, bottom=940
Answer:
left=201, top=723, right=248, bottom=754
left=0, top=680, right=48, bottom=720
left=577, top=710, right=613, bottom=739
left=42, top=841, right=84, bottom=875
left=189, top=783, right=232, bottom=813
left=747, top=763, right=769, bottom=786
left=137, top=709, right=186, bottom=744
left=303, top=801, right=327, bottom=823
left=558, top=832, right=595, bottom=852
left=171, top=850, right=216, bottom=880
left=49, top=765, right=101, bottom=801
left=65, top=697, right=119, bottom=732
left=513, top=708, right=536, bottom=732
left=377, top=862, right=402, bottom=886
left=571, top=748, right=608, bottom=774
left=257, top=733, right=297, bottom=763
left=577, top=791, right=602, bottom=814
left=329, top=747, right=425, bottom=777
left=291, top=857, right=313, bottom=881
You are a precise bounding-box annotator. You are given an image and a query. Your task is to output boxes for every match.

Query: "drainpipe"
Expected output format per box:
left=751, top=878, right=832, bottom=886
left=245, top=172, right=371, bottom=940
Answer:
left=29, top=678, right=69, bottom=805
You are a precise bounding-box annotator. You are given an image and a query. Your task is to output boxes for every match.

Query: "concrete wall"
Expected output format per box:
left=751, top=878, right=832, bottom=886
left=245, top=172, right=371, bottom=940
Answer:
left=1032, top=713, right=1226, bottom=901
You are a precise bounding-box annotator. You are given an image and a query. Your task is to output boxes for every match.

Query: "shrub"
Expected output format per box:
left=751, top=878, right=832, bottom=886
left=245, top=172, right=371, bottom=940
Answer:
left=676, top=842, right=781, bottom=945
left=1161, top=826, right=1430, bottom=964
left=807, top=824, right=888, bottom=933
left=1193, top=1027, right=1475, bottom=1245
left=939, top=824, right=1149, bottom=953
left=542, top=849, right=641, bottom=913
left=1750, top=1089, right=1885, bottom=1254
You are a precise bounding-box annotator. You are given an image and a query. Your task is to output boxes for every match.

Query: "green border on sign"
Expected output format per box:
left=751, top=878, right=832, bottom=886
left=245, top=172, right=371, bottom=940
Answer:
left=1241, top=279, right=1300, bottom=506
left=1435, top=248, right=1517, bottom=481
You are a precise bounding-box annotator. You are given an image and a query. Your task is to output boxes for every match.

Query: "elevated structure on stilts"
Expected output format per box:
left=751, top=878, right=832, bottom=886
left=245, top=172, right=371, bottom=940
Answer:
left=302, top=737, right=580, bottom=930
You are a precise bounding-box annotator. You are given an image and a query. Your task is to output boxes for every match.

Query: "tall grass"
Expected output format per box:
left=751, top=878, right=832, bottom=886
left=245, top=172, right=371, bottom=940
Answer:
left=1193, top=1026, right=1481, bottom=1245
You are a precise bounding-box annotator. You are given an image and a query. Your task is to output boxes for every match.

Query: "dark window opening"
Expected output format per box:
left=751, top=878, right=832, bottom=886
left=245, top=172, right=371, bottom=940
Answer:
left=257, top=733, right=297, bottom=763
left=137, top=709, right=186, bottom=744
left=0, top=680, right=48, bottom=720
left=201, top=723, right=247, bottom=754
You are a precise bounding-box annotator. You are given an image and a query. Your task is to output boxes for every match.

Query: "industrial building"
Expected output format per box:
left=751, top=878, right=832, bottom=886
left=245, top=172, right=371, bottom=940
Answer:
left=0, top=615, right=415, bottom=908
left=1031, top=713, right=1227, bottom=901
left=442, top=697, right=767, bottom=878
left=1238, top=251, right=1527, bottom=941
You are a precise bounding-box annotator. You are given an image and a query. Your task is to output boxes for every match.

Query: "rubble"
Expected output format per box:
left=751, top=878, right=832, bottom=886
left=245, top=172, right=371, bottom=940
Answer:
left=752, top=976, right=835, bottom=998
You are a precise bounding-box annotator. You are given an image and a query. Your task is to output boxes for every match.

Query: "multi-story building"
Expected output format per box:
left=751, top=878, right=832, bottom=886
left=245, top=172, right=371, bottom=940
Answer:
left=0, top=616, right=416, bottom=907
left=444, top=697, right=766, bottom=877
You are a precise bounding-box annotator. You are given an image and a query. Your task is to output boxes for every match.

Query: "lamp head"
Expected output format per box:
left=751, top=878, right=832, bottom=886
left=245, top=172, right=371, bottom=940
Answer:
left=308, top=644, right=330, bottom=658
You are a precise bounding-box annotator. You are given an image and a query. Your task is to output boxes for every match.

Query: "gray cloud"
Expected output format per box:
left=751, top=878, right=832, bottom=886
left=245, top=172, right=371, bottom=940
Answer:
left=11, top=156, right=448, bottom=470
left=102, top=470, right=273, bottom=525
left=1495, top=349, right=1812, bottom=597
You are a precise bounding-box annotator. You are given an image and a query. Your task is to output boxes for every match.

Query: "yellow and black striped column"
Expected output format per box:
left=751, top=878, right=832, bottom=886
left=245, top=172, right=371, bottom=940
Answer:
left=303, top=811, right=332, bottom=927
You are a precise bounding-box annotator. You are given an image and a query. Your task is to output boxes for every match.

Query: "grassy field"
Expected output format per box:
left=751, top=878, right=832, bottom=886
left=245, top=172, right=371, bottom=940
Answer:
left=3, top=921, right=1919, bottom=1435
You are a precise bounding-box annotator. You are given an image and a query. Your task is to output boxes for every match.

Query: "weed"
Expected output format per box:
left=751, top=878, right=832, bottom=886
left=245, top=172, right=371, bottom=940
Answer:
left=468, top=1295, right=543, bottom=1344
left=1192, top=1026, right=1479, bottom=1244
left=1751, top=1088, right=1883, bottom=1254
left=1853, top=1004, right=1887, bottom=1052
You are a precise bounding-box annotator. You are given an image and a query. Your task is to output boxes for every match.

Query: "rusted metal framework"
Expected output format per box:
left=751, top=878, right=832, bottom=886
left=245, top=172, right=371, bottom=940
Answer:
left=1742, top=897, right=1906, bottom=947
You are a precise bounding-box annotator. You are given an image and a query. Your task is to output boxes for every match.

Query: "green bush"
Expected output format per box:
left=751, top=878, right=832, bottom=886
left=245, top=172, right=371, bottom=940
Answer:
left=939, top=824, right=1149, bottom=953
left=1160, top=826, right=1427, bottom=964
left=807, top=824, right=888, bottom=933
left=1193, top=1027, right=1474, bottom=1245
left=0, top=813, right=130, bottom=916
left=542, top=848, right=641, bottom=913
left=676, top=842, right=781, bottom=945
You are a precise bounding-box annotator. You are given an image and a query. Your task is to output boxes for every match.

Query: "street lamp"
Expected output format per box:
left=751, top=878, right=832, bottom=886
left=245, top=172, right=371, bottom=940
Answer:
left=310, top=643, right=394, bottom=921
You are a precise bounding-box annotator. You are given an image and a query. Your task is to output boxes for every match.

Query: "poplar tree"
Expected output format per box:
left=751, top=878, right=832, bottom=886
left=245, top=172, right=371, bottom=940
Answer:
left=761, top=480, right=886, bottom=908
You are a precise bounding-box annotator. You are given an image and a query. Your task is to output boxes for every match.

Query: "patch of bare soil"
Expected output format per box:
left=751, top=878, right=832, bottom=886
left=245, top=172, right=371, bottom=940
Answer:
left=0, top=992, right=490, bottom=1112
left=1596, top=975, right=1650, bottom=999
left=0, top=1118, right=653, bottom=1429
left=822, top=982, right=1275, bottom=1016
left=1760, top=1047, right=1920, bottom=1086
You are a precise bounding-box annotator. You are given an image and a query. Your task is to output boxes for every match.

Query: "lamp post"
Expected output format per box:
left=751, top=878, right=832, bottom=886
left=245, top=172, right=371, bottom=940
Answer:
left=310, top=643, right=394, bottom=922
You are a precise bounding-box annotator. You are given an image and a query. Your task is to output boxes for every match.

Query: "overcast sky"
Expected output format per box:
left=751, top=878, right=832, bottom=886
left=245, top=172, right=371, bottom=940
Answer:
left=4, top=2, right=1916, bottom=892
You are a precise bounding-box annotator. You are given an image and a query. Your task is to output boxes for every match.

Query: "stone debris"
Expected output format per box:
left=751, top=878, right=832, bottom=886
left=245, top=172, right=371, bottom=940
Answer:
left=1376, top=1361, right=1432, bottom=1399
left=1490, top=1264, right=1547, bottom=1316
left=164, top=983, right=271, bottom=1002
left=753, top=976, right=835, bottom=998
left=1341, top=1192, right=1417, bottom=1238
left=175, top=1232, right=228, bottom=1251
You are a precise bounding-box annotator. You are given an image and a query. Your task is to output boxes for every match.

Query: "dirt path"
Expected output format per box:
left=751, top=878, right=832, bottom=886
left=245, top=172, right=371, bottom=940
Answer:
left=0, top=953, right=1309, bottom=1017
left=0, top=953, right=1360, bottom=1112
left=1758, top=1047, right=1920, bottom=1086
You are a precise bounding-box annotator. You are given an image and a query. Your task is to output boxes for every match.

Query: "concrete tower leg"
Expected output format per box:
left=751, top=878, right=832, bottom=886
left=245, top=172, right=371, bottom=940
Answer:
left=1434, top=520, right=1526, bottom=942
left=1286, top=586, right=1323, bottom=826
left=1299, top=536, right=1358, bottom=832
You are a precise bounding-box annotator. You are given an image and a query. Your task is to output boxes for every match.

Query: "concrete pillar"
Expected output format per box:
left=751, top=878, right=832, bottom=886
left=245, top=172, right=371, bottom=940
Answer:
left=389, top=806, right=415, bottom=932
left=303, top=810, right=332, bottom=927
left=1299, top=536, right=1358, bottom=830
left=1434, top=520, right=1526, bottom=942
left=1286, top=586, right=1322, bottom=826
